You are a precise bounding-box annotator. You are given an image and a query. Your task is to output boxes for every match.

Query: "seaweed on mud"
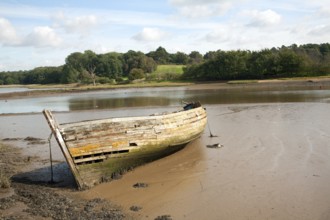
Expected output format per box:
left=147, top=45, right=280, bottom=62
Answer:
left=154, top=215, right=172, bottom=220
left=133, top=182, right=149, bottom=188
left=130, top=205, right=142, bottom=212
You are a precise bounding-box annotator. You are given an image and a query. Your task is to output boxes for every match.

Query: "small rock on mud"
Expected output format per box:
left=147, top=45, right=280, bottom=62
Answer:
left=130, top=205, right=142, bottom=212
left=133, top=182, right=149, bottom=188
left=154, top=215, right=173, bottom=220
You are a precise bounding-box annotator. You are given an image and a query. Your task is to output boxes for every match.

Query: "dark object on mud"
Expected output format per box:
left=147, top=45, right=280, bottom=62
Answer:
left=24, top=136, right=42, bottom=141
left=130, top=205, right=142, bottom=212
left=155, top=215, right=173, bottom=220
left=24, top=136, right=47, bottom=145
left=1, top=137, right=47, bottom=145
left=2, top=137, right=23, bottom=141
left=133, top=182, right=149, bottom=188
left=28, top=140, right=48, bottom=145
left=43, top=102, right=207, bottom=189
left=207, top=143, right=224, bottom=148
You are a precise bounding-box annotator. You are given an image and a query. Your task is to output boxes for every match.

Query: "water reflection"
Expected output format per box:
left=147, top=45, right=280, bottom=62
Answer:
left=68, top=97, right=172, bottom=110
left=184, top=89, right=324, bottom=104
left=67, top=89, right=330, bottom=111
left=1, top=87, right=330, bottom=114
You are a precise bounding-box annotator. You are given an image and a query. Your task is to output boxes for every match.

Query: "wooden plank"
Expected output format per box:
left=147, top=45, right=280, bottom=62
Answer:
left=74, top=155, right=107, bottom=164
left=62, top=124, right=157, bottom=143
left=43, top=110, right=85, bottom=189
left=70, top=146, right=136, bottom=158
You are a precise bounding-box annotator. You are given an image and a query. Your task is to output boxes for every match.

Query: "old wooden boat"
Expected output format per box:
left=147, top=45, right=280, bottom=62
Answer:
left=43, top=102, right=207, bottom=189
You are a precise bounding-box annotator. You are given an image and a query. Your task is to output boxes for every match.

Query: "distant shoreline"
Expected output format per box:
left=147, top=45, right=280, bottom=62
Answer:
left=1, top=76, right=330, bottom=100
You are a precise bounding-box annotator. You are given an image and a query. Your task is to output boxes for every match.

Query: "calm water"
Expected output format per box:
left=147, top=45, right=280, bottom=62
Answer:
left=0, top=87, right=31, bottom=94
left=1, top=86, right=330, bottom=114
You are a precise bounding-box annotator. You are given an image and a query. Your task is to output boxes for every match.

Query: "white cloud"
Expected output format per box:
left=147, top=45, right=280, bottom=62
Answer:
left=0, top=16, right=63, bottom=48
left=318, top=7, right=330, bottom=17
left=170, top=0, right=228, bottom=6
left=245, top=9, right=281, bottom=27
left=22, top=26, right=62, bottom=47
left=169, top=0, right=232, bottom=18
left=308, top=24, right=330, bottom=36
left=204, top=27, right=230, bottom=43
left=133, top=28, right=168, bottom=42
left=0, top=17, right=62, bottom=48
left=53, top=12, right=99, bottom=36
left=0, top=17, right=20, bottom=45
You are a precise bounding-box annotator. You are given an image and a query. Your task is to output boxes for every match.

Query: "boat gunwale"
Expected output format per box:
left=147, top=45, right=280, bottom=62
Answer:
left=59, top=106, right=206, bottom=128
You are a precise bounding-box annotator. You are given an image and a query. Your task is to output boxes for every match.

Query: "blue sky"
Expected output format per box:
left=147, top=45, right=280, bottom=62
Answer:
left=0, top=0, right=329, bottom=71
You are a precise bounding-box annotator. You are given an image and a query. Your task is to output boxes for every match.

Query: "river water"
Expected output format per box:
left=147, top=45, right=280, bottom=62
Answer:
left=1, top=84, right=330, bottom=220
left=1, top=86, right=330, bottom=114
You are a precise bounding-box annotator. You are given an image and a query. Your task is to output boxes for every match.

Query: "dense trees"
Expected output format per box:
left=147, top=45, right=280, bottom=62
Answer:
left=63, top=50, right=122, bottom=85
left=123, top=50, right=157, bottom=75
left=147, top=47, right=170, bottom=64
left=0, top=43, right=329, bottom=85
left=172, top=52, right=189, bottom=65
left=183, top=44, right=330, bottom=80
left=0, top=67, right=63, bottom=85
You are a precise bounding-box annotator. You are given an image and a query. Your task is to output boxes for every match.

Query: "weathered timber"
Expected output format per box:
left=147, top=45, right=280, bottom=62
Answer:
left=43, top=102, right=207, bottom=189
left=43, top=110, right=84, bottom=189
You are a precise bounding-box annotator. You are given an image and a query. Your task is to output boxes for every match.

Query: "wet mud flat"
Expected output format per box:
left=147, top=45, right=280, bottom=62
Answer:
left=0, top=142, right=132, bottom=220
left=0, top=114, right=175, bottom=220
left=1, top=101, right=330, bottom=219
left=78, top=103, right=330, bottom=220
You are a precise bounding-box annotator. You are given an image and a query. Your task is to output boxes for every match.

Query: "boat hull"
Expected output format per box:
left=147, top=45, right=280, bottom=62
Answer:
left=43, top=104, right=207, bottom=189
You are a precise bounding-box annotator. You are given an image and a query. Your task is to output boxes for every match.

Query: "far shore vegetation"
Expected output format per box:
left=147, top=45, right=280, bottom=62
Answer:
left=1, top=43, right=330, bottom=87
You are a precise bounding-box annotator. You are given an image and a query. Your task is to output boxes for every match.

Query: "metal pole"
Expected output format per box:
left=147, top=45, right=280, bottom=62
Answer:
left=48, top=132, right=54, bottom=184
left=207, top=120, right=217, bottom=138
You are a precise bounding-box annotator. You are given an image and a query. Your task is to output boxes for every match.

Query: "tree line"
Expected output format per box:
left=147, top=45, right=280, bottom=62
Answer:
left=0, top=43, right=329, bottom=85
left=183, top=43, right=330, bottom=80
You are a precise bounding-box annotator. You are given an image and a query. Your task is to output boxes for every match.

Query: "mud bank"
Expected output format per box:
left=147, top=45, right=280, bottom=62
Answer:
left=0, top=142, right=131, bottom=220
left=1, top=101, right=330, bottom=219
left=78, top=103, right=330, bottom=220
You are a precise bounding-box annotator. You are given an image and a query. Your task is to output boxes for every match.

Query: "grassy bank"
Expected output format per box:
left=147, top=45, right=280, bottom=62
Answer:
left=147, top=65, right=184, bottom=81
left=153, top=65, right=184, bottom=74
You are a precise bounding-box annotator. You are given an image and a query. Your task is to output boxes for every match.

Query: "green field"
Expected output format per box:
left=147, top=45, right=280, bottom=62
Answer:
left=153, top=65, right=185, bottom=74
left=147, top=65, right=185, bottom=81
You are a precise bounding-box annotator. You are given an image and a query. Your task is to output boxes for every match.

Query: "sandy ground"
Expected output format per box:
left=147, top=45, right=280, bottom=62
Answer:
left=76, top=103, right=330, bottom=220
left=1, top=101, right=330, bottom=219
left=1, top=80, right=330, bottom=219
